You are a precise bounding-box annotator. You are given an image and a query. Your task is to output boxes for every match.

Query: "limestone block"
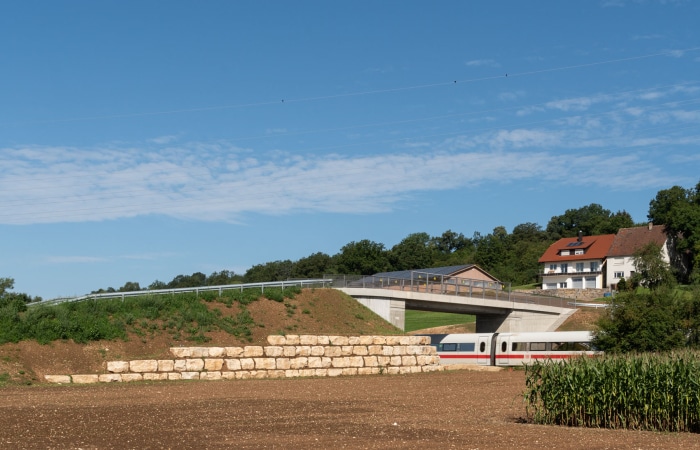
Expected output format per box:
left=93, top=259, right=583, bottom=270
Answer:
left=341, top=368, right=358, bottom=376
left=377, top=356, right=391, bottom=367
left=381, top=346, right=394, bottom=356
left=359, top=336, right=374, bottom=345
left=284, top=335, right=300, bottom=345
left=399, top=366, right=412, bottom=375
left=170, top=347, right=191, bottom=358
left=254, top=358, right=276, bottom=370
left=107, top=361, right=130, bottom=373
left=299, top=335, right=318, bottom=345
left=285, top=369, right=300, bottom=378
left=409, top=366, right=422, bottom=373
left=207, top=347, right=225, bottom=357
left=323, top=346, right=341, bottom=357
left=201, top=371, right=222, bottom=381
left=348, top=356, right=364, bottom=368
left=267, top=335, right=286, bottom=345
left=235, top=371, right=251, bottom=379
left=402, top=356, right=417, bottom=366
left=392, top=346, right=406, bottom=356
left=225, top=359, right=241, bottom=371
left=72, top=374, right=99, bottom=384
left=385, top=336, right=401, bottom=345
left=143, top=373, right=168, bottom=381
left=264, top=346, right=283, bottom=357
left=181, top=372, right=200, bottom=380
left=296, top=346, right=311, bottom=357
left=340, top=346, right=353, bottom=356
left=363, top=356, right=379, bottom=367
left=240, top=358, right=255, bottom=370
left=331, top=357, right=349, bottom=368
left=352, top=346, right=368, bottom=356
left=314, top=369, right=328, bottom=377
left=251, top=371, right=268, bottom=379
left=348, top=336, right=360, bottom=345
left=44, top=375, right=72, bottom=384
left=130, top=360, right=158, bottom=373
left=121, top=373, right=144, bottom=382
left=225, top=347, right=244, bottom=357
left=99, top=374, right=122, bottom=382
left=289, top=357, right=308, bottom=369
left=167, top=373, right=182, bottom=380
left=321, top=357, right=333, bottom=368
left=372, top=336, right=387, bottom=345
left=186, top=359, right=204, bottom=372
left=310, top=346, right=324, bottom=356
left=399, top=336, right=411, bottom=345
left=283, top=346, right=296, bottom=357
left=406, top=346, right=420, bottom=355
left=298, top=369, right=316, bottom=378
left=386, top=367, right=401, bottom=375
left=267, top=370, right=285, bottom=378
left=276, top=358, right=291, bottom=370
left=327, top=368, right=343, bottom=377
left=221, top=371, right=236, bottom=380
left=358, top=367, right=380, bottom=375
left=367, top=345, right=383, bottom=355
left=329, top=335, right=348, bottom=346
left=416, top=355, right=432, bottom=366
left=316, top=335, right=330, bottom=345
left=204, top=358, right=224, bottom=371
left=158, top=360, right=174, bottom=372
left=243, top=346, right=264, bottom=357
left=390, top=356, right=402, bottom=366
left=307, top=357, right=323, bottom=368
left=173, top=360, right=186, bottom=372
left=190, top=347, right=207, bottom=358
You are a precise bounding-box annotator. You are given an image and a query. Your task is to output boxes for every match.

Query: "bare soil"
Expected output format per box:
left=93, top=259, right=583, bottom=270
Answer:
left=1, top=291, right=695, bottom=448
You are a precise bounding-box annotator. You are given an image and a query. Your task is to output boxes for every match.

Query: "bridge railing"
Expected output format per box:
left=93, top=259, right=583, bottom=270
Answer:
left=32, top=279, right=333, bottom=307
left=327, top=273, right=572, bottom=309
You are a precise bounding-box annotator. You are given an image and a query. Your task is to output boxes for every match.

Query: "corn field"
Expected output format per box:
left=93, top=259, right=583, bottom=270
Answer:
left=524, top=352, right=700, bottom=433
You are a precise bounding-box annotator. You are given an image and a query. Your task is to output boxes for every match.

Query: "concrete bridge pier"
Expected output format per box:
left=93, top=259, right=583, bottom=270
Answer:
left=353, top=296, right=406, bottom=330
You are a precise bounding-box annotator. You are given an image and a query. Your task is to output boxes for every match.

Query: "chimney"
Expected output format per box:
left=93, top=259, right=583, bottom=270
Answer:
left=577, top=230, right=582, bottom=242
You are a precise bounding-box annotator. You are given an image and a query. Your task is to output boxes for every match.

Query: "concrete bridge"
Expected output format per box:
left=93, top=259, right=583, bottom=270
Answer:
left=331, top=274, right=576, bottom=333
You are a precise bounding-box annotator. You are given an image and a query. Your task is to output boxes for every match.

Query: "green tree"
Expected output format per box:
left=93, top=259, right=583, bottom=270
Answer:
left=546, top=204, right=633, bottom=239
left=648, top=181, right=700, bottom=283
left=243, top=260, right=294, bottom=283
left=631, top=242, right=675, bottom=290
left=119, top=281, right=141, bottom=292
left=291, top=252, right=334, bottom=279
left=390, top=232, right=435, bottom=271
left=335, top=240, right=391, bottom=275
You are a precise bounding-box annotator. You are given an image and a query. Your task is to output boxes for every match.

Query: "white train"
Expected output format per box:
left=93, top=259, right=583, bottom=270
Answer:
left=421, top=331, right=597, bottom=366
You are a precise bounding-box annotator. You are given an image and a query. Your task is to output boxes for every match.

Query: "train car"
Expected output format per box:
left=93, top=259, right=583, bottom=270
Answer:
left=421, top=331, right=596, bottom=366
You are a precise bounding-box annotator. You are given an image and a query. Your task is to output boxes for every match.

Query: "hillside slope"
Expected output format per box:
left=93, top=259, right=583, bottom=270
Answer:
left=0, top=288, right=401, bottom=385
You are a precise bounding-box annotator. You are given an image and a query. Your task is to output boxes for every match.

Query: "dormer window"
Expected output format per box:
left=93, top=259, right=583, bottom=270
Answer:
left=574, top=249, right=584, bottom=255
left=560, top=250, right=570, bottom=256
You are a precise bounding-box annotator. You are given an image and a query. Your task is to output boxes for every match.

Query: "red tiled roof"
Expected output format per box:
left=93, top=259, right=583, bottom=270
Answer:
left=538, top=234, right=615, bottom=263
left=607, top=224, right=667, bottom=257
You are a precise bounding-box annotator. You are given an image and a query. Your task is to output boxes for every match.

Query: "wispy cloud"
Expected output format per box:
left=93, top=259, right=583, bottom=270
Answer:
left=465, top=59, right=500, bottom=68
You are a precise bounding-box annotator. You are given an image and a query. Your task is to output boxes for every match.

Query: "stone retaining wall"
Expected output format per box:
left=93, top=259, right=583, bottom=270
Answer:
left=44, top=335, right=443, bottom=384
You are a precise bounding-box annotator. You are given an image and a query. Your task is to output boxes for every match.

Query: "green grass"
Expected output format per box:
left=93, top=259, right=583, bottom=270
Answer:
left=404, top=310, right=475, bottom=332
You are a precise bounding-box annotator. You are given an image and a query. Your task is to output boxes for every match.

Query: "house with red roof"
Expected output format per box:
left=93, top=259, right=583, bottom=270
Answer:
left=538, top=223, right=671, bottom=291
left=606, top=223, right=670, bottom=288
left=538, top=233, right=616, bottom=290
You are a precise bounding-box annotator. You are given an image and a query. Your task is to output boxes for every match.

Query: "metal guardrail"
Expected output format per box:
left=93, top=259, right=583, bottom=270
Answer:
left=327, top=273, right=576, bottom=309
left=31, top=279, right=333, bottom=307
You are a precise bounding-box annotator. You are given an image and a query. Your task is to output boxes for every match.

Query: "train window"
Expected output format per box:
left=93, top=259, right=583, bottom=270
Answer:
left=459, top=343, right=475, bottom=352
left=479, top=342, right=486, bottom=352
left=441, top=343, right=458, bottom=352
left=511, top=342, right=527, bottom=352
left=551, top=342, right=591, bottom=351
left=501, top=341, right=507, bottom=352
left=530, top=342, right=546, bottom=351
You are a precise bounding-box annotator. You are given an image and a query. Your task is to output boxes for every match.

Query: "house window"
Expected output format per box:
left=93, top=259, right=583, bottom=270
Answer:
left=559, top=282, right=568, bottom=288
left=560, top=250, right=570, bottom=256
left=549, top=264, right=557, bottom=272
left=561, top=263, right=568, bottom=273
left=575, top=263, right=584, bottom=272
left=614, top=271, right=624, bottom=278
left=574, top=249, right=584, bottom=255
left=590, top=262, right=599, bottom=272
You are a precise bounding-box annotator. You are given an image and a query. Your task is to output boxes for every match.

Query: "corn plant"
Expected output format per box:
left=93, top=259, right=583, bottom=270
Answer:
left=524, top=352, right=700, bottom=433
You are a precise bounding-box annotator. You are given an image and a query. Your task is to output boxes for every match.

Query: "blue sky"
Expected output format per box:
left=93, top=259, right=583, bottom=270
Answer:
left=2, top=1, right=699, bottom=299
